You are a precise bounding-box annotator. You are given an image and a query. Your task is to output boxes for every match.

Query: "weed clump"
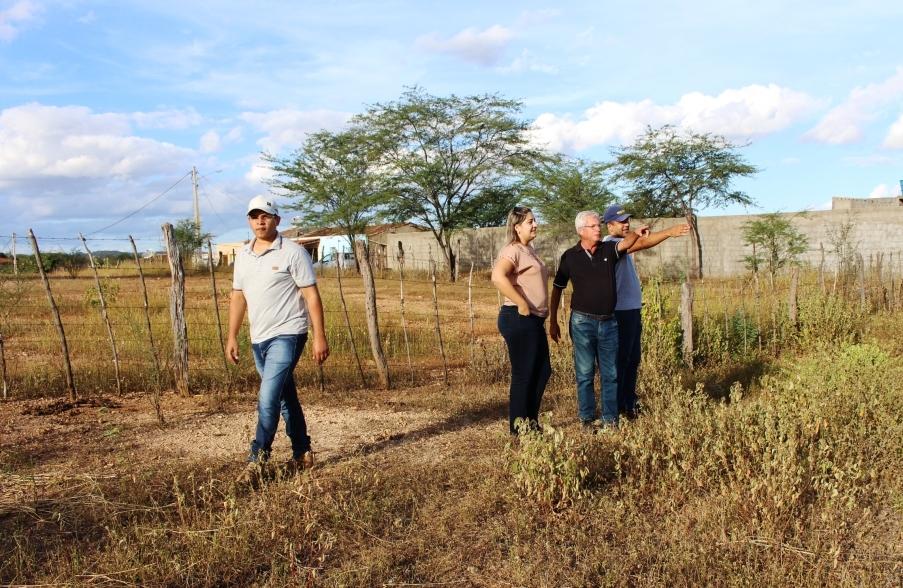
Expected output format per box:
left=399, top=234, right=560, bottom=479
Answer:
left=507, top=417, right=589, bottom=510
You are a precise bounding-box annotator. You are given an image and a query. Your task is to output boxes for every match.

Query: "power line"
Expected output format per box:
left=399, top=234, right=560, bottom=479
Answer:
left=87, top=170, right=192, bottom=235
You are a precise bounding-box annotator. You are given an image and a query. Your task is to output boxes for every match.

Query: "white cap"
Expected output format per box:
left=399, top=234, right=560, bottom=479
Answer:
left=247, top=195, right=278, bottom=216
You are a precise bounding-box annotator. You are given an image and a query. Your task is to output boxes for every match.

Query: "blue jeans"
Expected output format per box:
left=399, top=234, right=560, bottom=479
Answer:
left=615, top=309, right=642, bottom=417
left=249, top=333, right=310, bottom=462
left=497, top=306, right=552, bottom=434
left=569, top=311, right=619, bottom=425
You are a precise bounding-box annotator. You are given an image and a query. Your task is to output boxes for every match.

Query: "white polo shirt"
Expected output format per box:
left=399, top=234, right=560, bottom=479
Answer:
left=232, top=234, right=317, bottom=344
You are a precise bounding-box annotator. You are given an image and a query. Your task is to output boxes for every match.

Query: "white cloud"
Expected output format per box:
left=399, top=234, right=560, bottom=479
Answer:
left=131, top=107, right=204, bottom=130
left=498, top=49, right=557, bottom=75
left=240, top=108, right=350, bottom=152
left=0, top=103, right=193, bottom=182
left=881, top=112, right=903, bottom=149
left=200, top=130, right=220, bottom=153
left=868, top=183, right=902, bottom=198
left=530, top=84, right=820, bottom=152
left=0, top=0, right=41, bottom=42
left=805, top=68, right=903, bottom=145
left=416, top=25, right=513, bottom=66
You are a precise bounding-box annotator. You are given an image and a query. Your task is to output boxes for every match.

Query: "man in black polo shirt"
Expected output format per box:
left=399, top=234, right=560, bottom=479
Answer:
left=550, top=210, right=648, bottom=428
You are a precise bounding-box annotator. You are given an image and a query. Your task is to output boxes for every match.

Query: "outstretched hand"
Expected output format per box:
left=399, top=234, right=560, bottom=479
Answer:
left=671, top=223, right=691, bottom=237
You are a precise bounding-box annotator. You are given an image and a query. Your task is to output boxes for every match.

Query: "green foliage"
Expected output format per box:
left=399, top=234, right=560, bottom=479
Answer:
left=83, top=277, right=120, bottom=309
left=741, top=212, right=809, bottom=279
left=797, top=292, right=864, bottom=348
left=266, top=128, right=392, bottom=259
left=171, top=219, right=212, bottom=264
left=637, top=279, right=682, bottom=396
left=355, top=87, right=541, bottom=279
left=519, top=155, right=614, bottom=229
left=507, top=417, right=589, bottom=510
left=611, top=125, right=758, bottom=278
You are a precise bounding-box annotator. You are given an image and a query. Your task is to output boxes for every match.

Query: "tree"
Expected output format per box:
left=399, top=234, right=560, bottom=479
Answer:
left=265, top=129, right=393, bottom=273
left=520, top=155, right=614, bottom=232
left=612, top=125, right=758, bottom=279
left=741, top=213, right=809, bottom=285
left=266, top=128, right=392, bottom=389
left=355, top=87, right=540, bottom=280
left=171, top=219, right=212, bottom=266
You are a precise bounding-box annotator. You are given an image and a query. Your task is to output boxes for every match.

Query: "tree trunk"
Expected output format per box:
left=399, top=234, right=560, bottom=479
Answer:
left=354, top=241, right=390, bottom=389
left=687, top=211, right=703, bottom=280
left=680, top=280, right=694, bottom=368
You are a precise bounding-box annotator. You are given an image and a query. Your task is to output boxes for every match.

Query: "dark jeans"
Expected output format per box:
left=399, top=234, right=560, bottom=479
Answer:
left=497, top=306, right=552, bottom=434
left=569, top=311, right=619, bottom=424
left=615, top=309, right=642, bottom=417
left=249, top=333, right=311, bottom=462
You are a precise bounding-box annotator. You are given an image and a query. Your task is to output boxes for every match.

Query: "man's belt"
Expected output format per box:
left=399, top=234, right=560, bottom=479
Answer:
left=571, top=310, right=614, bottom=321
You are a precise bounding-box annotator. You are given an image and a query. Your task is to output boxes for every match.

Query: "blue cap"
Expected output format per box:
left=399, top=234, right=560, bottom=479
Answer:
left=603, top=204, right=631, bottom=223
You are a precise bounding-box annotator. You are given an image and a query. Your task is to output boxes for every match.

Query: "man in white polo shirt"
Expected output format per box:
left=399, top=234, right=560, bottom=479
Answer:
left=227, top=195, right=329, bottom=481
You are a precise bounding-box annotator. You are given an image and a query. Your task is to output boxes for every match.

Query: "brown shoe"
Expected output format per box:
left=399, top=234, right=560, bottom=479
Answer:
left=302, top=450, right=315, bottom=470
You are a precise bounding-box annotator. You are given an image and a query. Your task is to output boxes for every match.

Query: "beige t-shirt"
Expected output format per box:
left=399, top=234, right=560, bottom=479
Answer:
left=497, top=242, right=550, bottom=317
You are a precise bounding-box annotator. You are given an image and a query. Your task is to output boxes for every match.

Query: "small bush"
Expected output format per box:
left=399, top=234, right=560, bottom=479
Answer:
left=507, top=417, right=589, bottom=510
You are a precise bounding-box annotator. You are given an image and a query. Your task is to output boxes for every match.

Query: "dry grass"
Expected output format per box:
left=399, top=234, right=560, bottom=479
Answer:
left=1, top=266, right=902, bottom=585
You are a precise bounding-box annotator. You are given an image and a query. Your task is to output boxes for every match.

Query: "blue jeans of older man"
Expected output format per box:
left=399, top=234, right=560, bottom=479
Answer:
left=248, top=333, right=311, bottom=462
left=569, top=311, right=619, bottom=425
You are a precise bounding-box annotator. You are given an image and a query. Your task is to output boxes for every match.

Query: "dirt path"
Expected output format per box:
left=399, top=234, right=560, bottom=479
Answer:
left=0, top=393, right=445, bottom=478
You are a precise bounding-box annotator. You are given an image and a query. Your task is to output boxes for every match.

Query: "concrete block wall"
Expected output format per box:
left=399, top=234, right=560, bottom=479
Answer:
left=376, top=205, right=903, bottom=279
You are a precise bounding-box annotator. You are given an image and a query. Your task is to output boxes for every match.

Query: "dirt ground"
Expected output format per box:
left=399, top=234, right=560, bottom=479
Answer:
left=0, top=389, right=451, bottom=499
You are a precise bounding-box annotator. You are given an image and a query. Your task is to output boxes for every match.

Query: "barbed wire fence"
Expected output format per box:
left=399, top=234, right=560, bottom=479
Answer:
left=1, top=228, right=902, bottom=410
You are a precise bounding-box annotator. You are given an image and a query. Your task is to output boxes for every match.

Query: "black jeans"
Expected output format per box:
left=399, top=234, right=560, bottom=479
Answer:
left=497, top=306, right=552, bottom=434
left=615, top=309, right=642, bottom=417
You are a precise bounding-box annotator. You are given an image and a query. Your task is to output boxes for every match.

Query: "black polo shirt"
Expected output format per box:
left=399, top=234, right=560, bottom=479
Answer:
left=552, top=240, right=621, bottom=316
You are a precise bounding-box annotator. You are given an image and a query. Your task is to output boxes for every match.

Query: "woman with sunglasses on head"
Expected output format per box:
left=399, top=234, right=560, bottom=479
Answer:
left=491, top=206, right=552, bottom=435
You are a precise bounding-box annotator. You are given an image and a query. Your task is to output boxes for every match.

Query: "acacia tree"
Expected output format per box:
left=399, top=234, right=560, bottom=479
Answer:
left=266, top=128, right=393, bottom=389
left=612, top=125, right=758, bottom=279
left=172, top=219, right=212, bottom=266
left=742, top=212, right=809, bottom=285
left=520, top=155, right=614, bottom=234
left=355, top=88, right=539, bottom=280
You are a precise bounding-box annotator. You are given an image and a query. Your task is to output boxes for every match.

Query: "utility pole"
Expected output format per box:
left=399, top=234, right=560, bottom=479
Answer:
left=192, top=166, right=201, bottom=238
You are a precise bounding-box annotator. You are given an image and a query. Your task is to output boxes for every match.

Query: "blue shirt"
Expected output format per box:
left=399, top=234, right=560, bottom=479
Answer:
left=602, top=235, right=642, bottom=311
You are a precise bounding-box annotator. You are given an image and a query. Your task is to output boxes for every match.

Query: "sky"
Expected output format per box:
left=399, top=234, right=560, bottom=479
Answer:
left=2, top=0, right=902, bottom=252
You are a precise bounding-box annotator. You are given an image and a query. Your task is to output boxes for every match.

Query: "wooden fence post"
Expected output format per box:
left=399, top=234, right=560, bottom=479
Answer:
left=430, top=257, right=449, bottom=386
left=468, top=262, right=475, bottom=362
left=80, top=233, right=123, bottom=396
left=818, top=242, right=825, bottom=294
left=11, top=232, right=16, bottom=275
left=28, top=229, right=77, bottom=401
left=355, top=240, right=391, bottom=390
left=857, top=253, right=866, bottom=311
left=206, top=241, right=228, bottom=368
left=788, top=267, right=799, bottom=332
left=0, top=333, right=8, bottom=400
left=397, top=244, right=414, bottom=386
left=680, top=280, right=694, bottom=368
left=129, top=236, right=164, bottom=424
left=335, top=248, right=366, bottom=387
left=162, top=223, right=190, bottom=397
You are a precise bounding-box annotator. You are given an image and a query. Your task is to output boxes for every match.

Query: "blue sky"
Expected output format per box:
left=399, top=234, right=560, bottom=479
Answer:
left=2, top=0, right=902, bottom=251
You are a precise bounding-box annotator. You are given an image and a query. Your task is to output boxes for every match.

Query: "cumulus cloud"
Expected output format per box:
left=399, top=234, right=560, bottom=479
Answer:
left=416, top=25, right=513, bottom=66
left=0, top=103, right=193, bottom=182
left=530, top=84, right=821, bottom=152
left=240, top=108, right=350, bottom=152
left=0, top=0, right=41, bottom=42
left=805, top=68, right=903, bottom=145
left=868, top=183, right=902, bottom=198
left=881, top=112, right=903, bottom=149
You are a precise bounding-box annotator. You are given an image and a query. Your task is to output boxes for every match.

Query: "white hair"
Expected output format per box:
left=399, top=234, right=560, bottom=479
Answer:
left=574, top=210, right=600, bottom=232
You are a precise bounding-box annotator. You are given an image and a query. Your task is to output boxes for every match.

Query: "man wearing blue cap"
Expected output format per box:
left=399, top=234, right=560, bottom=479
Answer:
left=602, top=204, right=690, bottom=418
